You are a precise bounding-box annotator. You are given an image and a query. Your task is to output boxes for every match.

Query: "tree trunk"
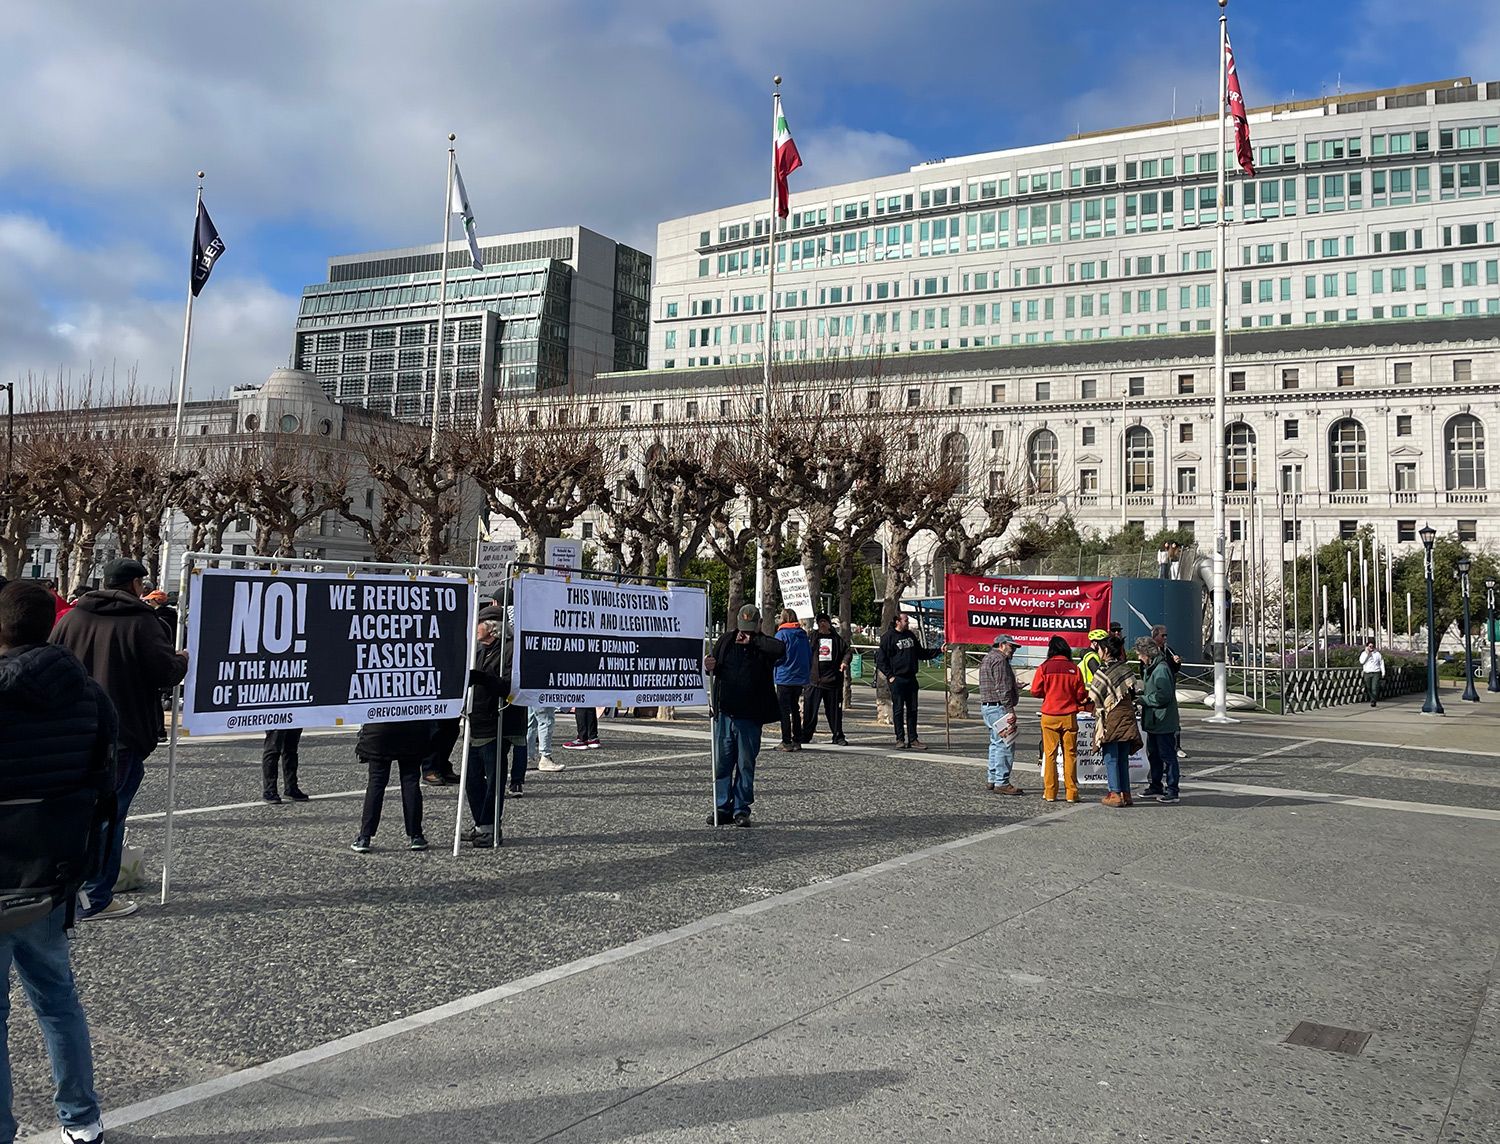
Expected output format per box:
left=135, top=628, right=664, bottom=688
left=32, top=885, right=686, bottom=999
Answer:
left=946, top=645, right=971, bottom=718
left=726, top=567, right=747, bottom=629
left=54, top=525, right=76, bottom=596
left=836, top=546, right=857, bottom=708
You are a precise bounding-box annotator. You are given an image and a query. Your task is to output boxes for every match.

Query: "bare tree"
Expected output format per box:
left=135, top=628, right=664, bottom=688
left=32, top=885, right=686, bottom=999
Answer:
left=177, top=446, right=255, bottom=555
left=242, top=439, right=344, bottom=557
left=336, top=421, right=473, bottom=564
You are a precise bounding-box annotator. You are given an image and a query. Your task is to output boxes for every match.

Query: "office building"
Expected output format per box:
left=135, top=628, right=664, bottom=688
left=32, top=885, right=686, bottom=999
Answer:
left=293, top=225, right=650, bottom=426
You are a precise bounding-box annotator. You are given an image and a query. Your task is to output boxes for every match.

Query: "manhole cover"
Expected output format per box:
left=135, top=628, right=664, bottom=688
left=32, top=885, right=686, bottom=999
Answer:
left=1284, top=1021, right=1371, bottom=1056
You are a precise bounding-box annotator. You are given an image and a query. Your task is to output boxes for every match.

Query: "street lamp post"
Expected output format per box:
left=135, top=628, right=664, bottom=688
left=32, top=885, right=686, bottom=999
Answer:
left=1487, top=578, right=1499, bottom=693
left=1420, top=524, right=1444, bottom=715
left=1457, top=555, right=1480, bottom=702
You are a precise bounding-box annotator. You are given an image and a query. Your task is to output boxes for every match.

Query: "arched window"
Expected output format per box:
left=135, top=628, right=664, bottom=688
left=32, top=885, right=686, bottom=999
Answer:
left=1445, top=414, right=1487, bottom=490
left=1225, top=422, right=1257, bottom=492
left=1027, top=429, right=1058, bottom=495
left=1328, top=418, right=1368, bottom=492
left=941, top=431, right=970, bottom=494
left=1124, top=425, right=1154, bottom=492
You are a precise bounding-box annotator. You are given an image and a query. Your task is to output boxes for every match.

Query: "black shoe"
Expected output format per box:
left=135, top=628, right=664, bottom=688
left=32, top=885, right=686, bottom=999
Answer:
left=509, top=784, right=524, bottom=797
left=439, top=770, right=462, bottom=785
left=284, top=787, right=310, bottom=802
left=832, top=736, right=849, bottom=745
left=408, top=835, right=429, bottom=851
left=350, top=836, right=371, bottom=853
left=733, top=812, right=752, bottom=828
left=1158, top=793, right=1181, bottom=805
left=471, top=829, right=499, bottom=848
left=262, top=791, right=282, bottom=804
left=706, top=807, right=735, bottom=826
left=1138, top=787, right=1165, bottom=799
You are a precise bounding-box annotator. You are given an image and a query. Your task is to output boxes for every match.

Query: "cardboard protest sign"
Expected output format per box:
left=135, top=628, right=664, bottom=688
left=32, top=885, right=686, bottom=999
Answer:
left=510, top=573, right=707, bottom=708
left=183, top=568, right=475, bottom=734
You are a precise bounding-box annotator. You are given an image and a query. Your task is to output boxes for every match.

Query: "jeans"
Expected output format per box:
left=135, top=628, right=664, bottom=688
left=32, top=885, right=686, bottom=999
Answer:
left=801, top=683, right=844, bottom=741
left=713, top=715, right=761, bottom=815
left=889, top=676, right=919, bottom=742
left=261, top=729, right=303, bottom=796
left=1, top=905, right=100, bottom=1144
left=357, top=754, right=424, bottom=839
left=980, top=704, right=1015, bottom=786
left=527, top=707, right=557, bottom=757
left=574, top=707, right=598, bottom=742
left=775, top=684, right=804, bottom=744
left=1363, top=672, right=1382, bottom=705
left=1101, top=741, right=1131, bottom=793
left=464, top=740, right=501, bottom=828
left=1146, top=732, right=1180, bottom=797
left=82, top=745, right=146, bottom=915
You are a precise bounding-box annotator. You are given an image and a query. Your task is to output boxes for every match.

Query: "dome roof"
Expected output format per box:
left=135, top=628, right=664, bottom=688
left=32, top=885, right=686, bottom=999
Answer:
left=257, top=368, right=328, bottom=403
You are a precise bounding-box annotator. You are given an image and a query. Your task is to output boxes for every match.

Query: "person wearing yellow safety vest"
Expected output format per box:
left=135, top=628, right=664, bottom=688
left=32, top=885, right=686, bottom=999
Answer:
left=1077, top=629, right=1108, bottom=686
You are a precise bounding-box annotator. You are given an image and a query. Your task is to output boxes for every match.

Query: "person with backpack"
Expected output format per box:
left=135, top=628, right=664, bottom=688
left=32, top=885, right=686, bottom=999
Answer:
left=1, top=579, right=117, bottom=1144
left=1030, top=635, right=1089, bottom=802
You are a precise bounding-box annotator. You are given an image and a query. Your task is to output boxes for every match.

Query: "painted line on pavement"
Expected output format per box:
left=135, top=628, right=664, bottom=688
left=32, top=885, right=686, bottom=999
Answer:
left=1189, top=724, right=1500, bottom=760
left=1187, top=739, right=1313, bottom=779
left=84, top=803, right=1087, bottom=1135
left=1185, top=777, right=1500, bottom=821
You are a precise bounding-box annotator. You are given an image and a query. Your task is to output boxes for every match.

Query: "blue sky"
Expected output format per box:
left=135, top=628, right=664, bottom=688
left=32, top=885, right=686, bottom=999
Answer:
left=2, top=0, right=1496, bottom=398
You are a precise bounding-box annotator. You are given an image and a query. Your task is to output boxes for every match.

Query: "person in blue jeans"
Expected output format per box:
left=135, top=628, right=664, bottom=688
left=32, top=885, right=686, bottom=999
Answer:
left=977, top=634, right=1023, bottom=795
left=773, top=610, right=812, bottom=750
left=704, top=605, right=784, bottom=826
left=2, top=579, right=115, bottom=1144
left=1137, top=637, right=1181, bottom=804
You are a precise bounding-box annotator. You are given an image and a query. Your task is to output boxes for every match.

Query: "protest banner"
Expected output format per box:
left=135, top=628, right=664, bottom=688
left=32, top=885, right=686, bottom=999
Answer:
left=477, top=538, right=517, bottom=580
left=510, top=573, right=707, bottom=708
left=543, top=537, right=583, bottom=576
left=944, top=574, right=1111, bottom=649
left=1037, top=713, right=1149, bottom=786
left=776, top=564, right=814, bottom=619
left=182, top=568, right=476, bottom=735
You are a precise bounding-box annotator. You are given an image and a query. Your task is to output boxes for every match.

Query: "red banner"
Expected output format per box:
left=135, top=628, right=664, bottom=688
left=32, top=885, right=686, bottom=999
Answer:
left=943, top=575, right=1112, bottom=649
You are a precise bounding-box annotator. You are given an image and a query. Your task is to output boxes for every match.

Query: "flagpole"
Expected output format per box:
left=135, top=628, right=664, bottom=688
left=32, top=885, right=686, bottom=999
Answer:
left=762, top=76, right=781, bottom=443
left=430, top=135, right=456, bottom=453
left=1208, top=0, right=1233, bottom=723
left=160, top=171, right=205, bottom=585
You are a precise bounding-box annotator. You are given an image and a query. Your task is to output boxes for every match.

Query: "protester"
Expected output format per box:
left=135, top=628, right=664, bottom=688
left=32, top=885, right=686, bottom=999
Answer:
left=462, top=609, right=509, bottom=847
left=1077, top=629, right=1106, bottom=685
left=562, top=705, right=600, bottom=750
left=1150, top=622, right=1187, bottom=759
left=50, top=557, right=189, bottom=919
left=261, top=729, right=308, bottom=804
left=978, top=634, right=1023, bottom=796
left=502, top=689, right=528, bottom=797
left=801, top=612, right=851, bottom=745
left=351, top=716, right=430, bottom=853
left=1358, top=639, right=1386, bottom=707
left=704, top=604, right=785, bottom=826
left=875, top=613, right=943, bottom=751
left=45, top=579, right=72, bottom=623
left=0, top=580, right=116, bottom=1144
left=1087, top=636, right=1140, bottom=809
left=1137, top=637, right=1181, bottom=804
left=142, top=589, right=177, bottom=638
left=773, top=609, right=812, bottom=751
left=529, top=704, right=561, bottom=771
left=1030, top=635, right=1089, bottom=802
left=422, top=719, right=463, bottom=786
left=1108, top=620, right=1124, bottom=642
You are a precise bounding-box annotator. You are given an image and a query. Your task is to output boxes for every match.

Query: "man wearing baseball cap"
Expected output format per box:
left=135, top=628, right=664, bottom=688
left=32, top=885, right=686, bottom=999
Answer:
left=51, top=557, right=189, bottom=919
left=703, top=604, right=785, bottom=826
left=978, top=634, right=1024, bottom=795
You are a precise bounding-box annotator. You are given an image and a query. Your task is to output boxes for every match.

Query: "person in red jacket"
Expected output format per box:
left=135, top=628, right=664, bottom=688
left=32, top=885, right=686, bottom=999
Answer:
left=1029, top=635, right=1090, bottom=802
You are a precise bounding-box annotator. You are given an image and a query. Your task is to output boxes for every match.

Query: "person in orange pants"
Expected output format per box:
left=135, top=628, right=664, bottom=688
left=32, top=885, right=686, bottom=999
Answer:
left=1029, top=635, right=1090, bottom=802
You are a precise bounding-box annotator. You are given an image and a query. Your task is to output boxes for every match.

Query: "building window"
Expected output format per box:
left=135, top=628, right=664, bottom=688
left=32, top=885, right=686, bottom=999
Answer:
left=1445, top=413, right=1487, bottom=489
left=1127, top=376, right=1145, bottom=397
left=651, top=403, right=664, bottom=421
left=720, top=399, right=731, bottom=416
left=947, top=386, right=963, bottom=406
left=1337, top=364, right=1355, bottom=387
left=941, top=432, right=970, bottom=493
left=1284, top=419, right=1299, bottom=440
left=1457, top=519, right=1478, bottom=543
left=1225, top=422, right=1256, bottom=491
left=1177, top=467, right=1198, bottom=494
left=619, top=404, right=633, bottom=422
left=1329, top=418, right=1368, bottom=491
left=1395, top=463, right=1418, bottom=491
left=1394, top=361, right=1413, bottom=385
left=1035, top=380, right=1051, bottom=401
left=686, top=400, right=699, bottom=419
left=827, top=391, right=842, bottom=411
left=906, top=388, right=921, bottom=408
left=1454, top=358, right=1473, bottom=382
left=1080, top=378, right=1098, bottom=399
left=990, top=383, right=1006, bottom=402
left=1281, top=368, right=1300, bottom=390
left=1027, top=429, right=1059, bottom=496
left=1339, top=520, right=1358, bottom=540
left=867, top=389, right=881, bottom=409
left=905, top=432, right=920, bottom=450
left=990, top=428, right=1004, bottom=448
left=1177, top=373, right=1195, bottom=394
left=1124, top=426, right=1154, bottom=492
left=1178, top=422, right=1194, bottom=444
left=581, top=521, right=594, bottom=541
left=1283, top=520, right=1302, bottom=542
left=1081, top=426, right=1096, bottom=446
left=1229, top=371, right=1247, bottom=392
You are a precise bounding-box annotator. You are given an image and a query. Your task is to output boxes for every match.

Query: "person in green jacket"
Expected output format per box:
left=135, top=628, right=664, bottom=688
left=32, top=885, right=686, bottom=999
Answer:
left=1135, top=637, right=1181, bottom=804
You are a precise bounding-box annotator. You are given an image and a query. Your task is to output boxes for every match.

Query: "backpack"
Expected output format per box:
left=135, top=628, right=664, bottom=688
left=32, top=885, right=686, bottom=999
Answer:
left=0, top=773, right=116, bottom=933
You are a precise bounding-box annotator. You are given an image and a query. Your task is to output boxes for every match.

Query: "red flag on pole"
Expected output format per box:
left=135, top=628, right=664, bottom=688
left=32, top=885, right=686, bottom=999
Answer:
left=1225, top=30, right=1255, bottom=177
left=773, top=92, right=802, bottom=219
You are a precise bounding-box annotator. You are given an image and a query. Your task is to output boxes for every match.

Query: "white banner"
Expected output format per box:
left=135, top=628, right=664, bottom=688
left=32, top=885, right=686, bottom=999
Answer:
left=477, top=538, right=517, bottom=580
left=1037, top=713, right=1149, bottom=786
left=510, top=573, right=708, bottom=708
left=776, top=564, right=813, bottom=619
left=543, top=537, right=583, bottom=576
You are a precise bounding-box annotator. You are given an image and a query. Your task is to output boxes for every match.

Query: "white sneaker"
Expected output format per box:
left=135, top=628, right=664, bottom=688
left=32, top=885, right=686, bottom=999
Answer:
left=82, top=898, right=138, bottom=921
left=537, top=755, right=564, bottom=771
left=61, top=1119, right=105, bottom=1142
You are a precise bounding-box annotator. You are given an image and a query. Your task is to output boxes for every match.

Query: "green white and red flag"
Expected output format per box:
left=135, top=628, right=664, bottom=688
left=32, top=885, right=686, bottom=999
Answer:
left=773, top=92, right=802, bottom=219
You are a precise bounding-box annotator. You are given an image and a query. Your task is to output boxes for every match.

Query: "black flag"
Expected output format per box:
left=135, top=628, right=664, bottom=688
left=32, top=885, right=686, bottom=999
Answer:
left=191, top=200, right=226, bottom=297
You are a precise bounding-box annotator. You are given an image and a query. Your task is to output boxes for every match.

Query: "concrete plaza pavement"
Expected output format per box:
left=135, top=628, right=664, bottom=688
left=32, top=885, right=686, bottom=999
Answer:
left=12, top=686, right=1500, bottom=1143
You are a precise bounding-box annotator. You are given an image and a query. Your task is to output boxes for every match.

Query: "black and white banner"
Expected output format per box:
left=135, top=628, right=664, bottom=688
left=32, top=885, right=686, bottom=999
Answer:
left=510, top=573, right=708, bottom=708
left=183, top=568, right=476, bottom=735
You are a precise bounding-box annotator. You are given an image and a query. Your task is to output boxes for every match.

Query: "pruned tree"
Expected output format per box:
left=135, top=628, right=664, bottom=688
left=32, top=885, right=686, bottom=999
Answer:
left=0, top=435, right=41, bottom=579
left=242, top=439, right=345, bottom=557
left=337, top=421, right=474, bottom=564
left=177, top=446, right=255, bottom=556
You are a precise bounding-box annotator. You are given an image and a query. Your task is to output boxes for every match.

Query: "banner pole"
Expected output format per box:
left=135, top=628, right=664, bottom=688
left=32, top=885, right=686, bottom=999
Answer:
left=494, top=565, right=514, bottom=851
left=706, top=584, right=719, bottom=825
left=159, top=550, right=192, bottom=905
left=452, top=572, right=481, bottom=858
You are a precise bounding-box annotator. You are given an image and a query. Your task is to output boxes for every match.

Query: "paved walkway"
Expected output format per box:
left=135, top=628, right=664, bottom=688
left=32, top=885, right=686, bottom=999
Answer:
left=14, top=689, right=1500, bottom=1143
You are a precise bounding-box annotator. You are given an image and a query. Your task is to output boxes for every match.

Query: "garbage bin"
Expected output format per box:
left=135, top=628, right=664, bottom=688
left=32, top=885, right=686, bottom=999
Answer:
left=850, top=652, right=863, bottom=679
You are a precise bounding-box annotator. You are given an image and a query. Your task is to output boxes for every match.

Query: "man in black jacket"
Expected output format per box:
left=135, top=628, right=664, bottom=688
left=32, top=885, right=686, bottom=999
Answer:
left=704, top=604, right=785, bottom=826
left=462, top=607, right=512, bottom=847
left=51, top=557, right=189, bottom=919
left=1, top=580, right=114, bottom=1144
left=874, top=613, right=943, bottom=751
left=801, top=613, right=851, bottom=745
